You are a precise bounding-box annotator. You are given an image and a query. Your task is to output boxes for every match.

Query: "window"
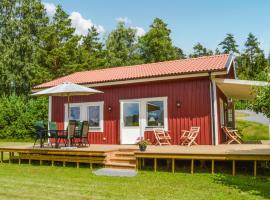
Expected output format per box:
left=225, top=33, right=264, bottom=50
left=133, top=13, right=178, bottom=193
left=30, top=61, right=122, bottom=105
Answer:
left=219, top=99, right=225, bottom=126
left=120, top=97, right=168, bottom=131
left=88, top=105, right=101, bottom=129
left=228, top=109, right=233, bottom=122
left=123, top=103, right=140, bottom=127
left=69, top=107, right=80, bottom=121
left=65, top=102, right=104, bottom=132
left=146, top=101, right=164, bottom=127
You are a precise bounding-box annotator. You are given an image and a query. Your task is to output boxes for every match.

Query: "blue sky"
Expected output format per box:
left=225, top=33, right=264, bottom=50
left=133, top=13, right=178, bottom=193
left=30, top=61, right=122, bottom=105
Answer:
left=43, top=0, right=270, bottom=55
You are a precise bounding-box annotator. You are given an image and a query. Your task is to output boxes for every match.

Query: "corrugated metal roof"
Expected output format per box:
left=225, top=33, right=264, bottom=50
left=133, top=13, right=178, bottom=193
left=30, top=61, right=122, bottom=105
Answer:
left=34, top=54, right=231, bottom=89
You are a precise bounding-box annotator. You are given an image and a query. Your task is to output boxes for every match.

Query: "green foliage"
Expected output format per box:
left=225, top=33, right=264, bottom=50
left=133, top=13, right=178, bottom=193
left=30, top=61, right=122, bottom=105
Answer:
left=0, top=0, right=50, bottom=95
left=237, top=33, right=269, bottom=80
left=0, top=95, right=48, bottom=139
left=81, top=26, right=106, bottom=70
left=234, top=100, right=252, bottom=110
left=42, top=5, right=82, bottom=76
left=252, top=85, right=270, bottom=118
left=218, top=33, right=239, bottom=54
left=105, top=21, right=141, bottom=67
left=139, top=18, right=182, bottom=63
left=190, top=42, right=213, bottom=58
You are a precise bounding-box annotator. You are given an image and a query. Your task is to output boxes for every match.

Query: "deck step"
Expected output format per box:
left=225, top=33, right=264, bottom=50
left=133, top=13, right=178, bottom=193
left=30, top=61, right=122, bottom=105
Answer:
left=105, top=149, right=136, bottom=169
left=118, top=148, right=137, bottom=152
left=109, top=157, right=136, bottom=164
left=105, top=162, right=136, bottom=169
left=114, top=152, right=135, bottom=157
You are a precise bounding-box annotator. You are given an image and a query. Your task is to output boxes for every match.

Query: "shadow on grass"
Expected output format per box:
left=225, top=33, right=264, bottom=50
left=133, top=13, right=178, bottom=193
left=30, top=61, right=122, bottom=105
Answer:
left=213, top=174, right=270, bottom=199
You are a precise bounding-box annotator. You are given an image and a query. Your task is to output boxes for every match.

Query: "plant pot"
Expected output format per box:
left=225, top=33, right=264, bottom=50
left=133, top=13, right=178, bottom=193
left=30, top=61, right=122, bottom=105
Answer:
left=139, top=145, right=147, bottom=151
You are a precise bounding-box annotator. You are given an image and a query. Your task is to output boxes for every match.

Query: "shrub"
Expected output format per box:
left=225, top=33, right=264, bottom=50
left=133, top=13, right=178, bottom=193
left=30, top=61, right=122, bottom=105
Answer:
left=0, top=95, right=48, bottom=139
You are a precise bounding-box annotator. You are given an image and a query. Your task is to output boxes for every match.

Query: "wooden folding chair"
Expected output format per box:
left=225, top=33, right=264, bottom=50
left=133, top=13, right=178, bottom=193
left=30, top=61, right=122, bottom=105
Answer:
left=180, top=127, right=200, bottom=146
left=153, top=128, right=171, bottom=146
left=223, top=127, right=243, bottom=144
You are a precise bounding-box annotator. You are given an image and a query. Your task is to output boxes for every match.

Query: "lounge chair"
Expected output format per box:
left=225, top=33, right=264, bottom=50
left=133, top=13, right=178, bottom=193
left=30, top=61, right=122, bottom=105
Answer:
left=223, top=127, right=243, bottom=144
left=153, top=128, right=171, bottom=145
left=180, top=127, right=200, bottom=146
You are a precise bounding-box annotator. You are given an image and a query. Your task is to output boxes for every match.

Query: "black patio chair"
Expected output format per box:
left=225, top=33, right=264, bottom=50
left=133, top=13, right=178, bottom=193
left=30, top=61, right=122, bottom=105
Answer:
left=64, top=120, right=77, bottom=146
left=33, top=121, right=47, bottom=148
left=73, top=121, right=82, bottom=146
left=79, top=121, right=89, bottom=146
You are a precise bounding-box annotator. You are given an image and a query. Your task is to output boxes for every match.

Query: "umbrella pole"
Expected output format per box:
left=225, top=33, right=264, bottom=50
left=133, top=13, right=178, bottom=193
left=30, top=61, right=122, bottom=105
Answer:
left=67, top=95, right=70, bottom=147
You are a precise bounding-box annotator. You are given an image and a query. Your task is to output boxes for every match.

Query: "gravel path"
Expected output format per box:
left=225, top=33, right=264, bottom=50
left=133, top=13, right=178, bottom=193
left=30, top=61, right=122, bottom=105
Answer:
left=94, top=168, right=137, bottom=177
left=236, top=110, right=269, bottom=125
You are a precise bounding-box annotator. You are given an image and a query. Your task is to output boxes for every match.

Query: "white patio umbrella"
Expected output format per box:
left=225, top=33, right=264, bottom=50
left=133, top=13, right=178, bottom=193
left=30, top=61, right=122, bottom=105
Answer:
left=31, top=82, right=103, bottom=148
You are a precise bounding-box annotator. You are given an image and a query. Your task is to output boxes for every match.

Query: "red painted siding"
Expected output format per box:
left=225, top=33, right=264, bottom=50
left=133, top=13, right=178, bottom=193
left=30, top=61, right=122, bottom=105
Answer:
left=51, top=78, right=213, bottom=145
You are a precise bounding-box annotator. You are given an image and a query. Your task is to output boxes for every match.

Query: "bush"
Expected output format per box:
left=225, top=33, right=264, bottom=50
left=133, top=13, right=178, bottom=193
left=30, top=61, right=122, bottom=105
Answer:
left=0, top=95, right=48, bottom=139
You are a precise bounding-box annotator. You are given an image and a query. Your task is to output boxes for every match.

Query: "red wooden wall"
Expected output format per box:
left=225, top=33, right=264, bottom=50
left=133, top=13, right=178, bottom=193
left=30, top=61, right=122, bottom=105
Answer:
left=51, top=78, right=213, bottom=145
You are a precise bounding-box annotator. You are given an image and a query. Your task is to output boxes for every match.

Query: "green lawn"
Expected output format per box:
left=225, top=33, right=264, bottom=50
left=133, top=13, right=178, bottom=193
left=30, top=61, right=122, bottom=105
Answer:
left=0, top=164, right=270, bottom=200
left=1, top=138, right=270, bottom=200
left=236, top=120, right=269, bottom=141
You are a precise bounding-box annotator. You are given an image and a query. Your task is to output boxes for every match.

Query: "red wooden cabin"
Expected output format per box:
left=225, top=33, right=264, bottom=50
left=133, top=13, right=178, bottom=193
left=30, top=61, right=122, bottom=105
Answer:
left=34, top=54, right=264, bottom=145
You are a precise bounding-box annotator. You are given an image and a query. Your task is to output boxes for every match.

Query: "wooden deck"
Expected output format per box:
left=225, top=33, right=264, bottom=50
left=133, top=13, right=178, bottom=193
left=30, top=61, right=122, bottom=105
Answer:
left=1, top=144, right=270, bottom=176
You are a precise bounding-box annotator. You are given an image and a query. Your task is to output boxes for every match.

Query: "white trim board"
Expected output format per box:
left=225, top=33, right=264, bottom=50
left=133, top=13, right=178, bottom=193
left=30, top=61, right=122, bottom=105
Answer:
left=212, top=80, right=219, bottom=145
left=119, top=96, right=168, bottom=144
left=64, top=101, right=104, bottom=132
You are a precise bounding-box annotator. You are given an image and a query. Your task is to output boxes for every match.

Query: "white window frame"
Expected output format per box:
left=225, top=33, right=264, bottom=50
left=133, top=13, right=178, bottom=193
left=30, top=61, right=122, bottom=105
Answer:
left=64, top=101, right=104, bottom=132
left=145, top=99, right=166, bottom=129
left=120, top=96, right=168, bottom=132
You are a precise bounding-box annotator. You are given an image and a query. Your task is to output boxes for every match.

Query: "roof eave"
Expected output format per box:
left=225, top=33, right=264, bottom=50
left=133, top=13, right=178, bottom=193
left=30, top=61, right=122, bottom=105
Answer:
left=32, top=69, right=228, bottom=92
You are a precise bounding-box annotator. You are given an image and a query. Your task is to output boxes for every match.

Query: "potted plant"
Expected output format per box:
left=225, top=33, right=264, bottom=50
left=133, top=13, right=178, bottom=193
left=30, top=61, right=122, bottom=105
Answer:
left=136, top=137, right=149, bottom=151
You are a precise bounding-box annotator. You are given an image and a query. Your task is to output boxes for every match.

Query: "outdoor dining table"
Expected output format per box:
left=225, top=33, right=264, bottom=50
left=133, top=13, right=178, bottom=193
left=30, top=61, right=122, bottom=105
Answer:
left=48, top=127, right=81, bottom=148
left=48, top=129, right=68, bottom=148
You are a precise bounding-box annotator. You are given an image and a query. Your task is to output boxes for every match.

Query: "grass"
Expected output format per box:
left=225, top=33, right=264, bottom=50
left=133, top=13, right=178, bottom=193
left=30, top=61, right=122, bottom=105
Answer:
left=1, top=136, right=270, bottom=199
left=0, top=164, right=270, bottom=200
left=0, top=142, right=270, bottom=200
left=235, top=110, right=269, bottom=141
left=236, top=120, right=269, bottom=141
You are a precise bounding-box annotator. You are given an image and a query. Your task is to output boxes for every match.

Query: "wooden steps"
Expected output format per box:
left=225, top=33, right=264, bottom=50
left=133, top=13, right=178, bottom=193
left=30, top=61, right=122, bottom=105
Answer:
left=105, top=149, right=136, bottom=169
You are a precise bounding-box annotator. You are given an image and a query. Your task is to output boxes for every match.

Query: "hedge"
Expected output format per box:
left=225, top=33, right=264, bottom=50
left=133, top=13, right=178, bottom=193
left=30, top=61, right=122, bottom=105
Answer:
left=0, top=95, right=48, bottom=139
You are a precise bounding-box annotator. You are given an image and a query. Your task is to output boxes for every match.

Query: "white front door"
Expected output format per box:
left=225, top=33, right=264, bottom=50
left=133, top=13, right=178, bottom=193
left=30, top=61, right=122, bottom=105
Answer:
left=120, top=101, right=141, bottom=144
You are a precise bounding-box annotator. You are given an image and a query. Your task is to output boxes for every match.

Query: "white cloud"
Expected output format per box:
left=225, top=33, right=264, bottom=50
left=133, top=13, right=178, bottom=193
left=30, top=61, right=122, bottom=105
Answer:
left=132, top=26, right=146, bottom=37
left=116, top=17, right=131, bottom=25
left=116, top=17, right=145, bottom=37
left=44, top=2, right=56, bottom=16
left=69, top=12, right=105, bottom=36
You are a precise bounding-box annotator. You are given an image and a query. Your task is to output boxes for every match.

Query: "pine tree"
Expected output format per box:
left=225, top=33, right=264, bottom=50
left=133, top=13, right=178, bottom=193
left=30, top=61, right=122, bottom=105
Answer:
left=105, top=21, right=140, bottom=67
left=218, top=33, right=239, bottom=54
left=0, top=0, right=50, bottom=95
left=237, top=33, right=268, bottom=80
left=139, top=18, right=181, bottom=63
left=42, top=5, right=81, bottom=76
left=190, top=43, right=213, bottom=58
left=80, top=26, right=106, bottom=69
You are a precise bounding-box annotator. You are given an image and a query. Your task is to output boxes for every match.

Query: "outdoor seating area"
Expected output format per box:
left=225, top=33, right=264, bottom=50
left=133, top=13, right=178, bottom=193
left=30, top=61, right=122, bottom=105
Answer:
left=153, top=126, right=201, bottom=146
left=1, top=144, right=270, bottom=176
left=33, top=120, right=90, bottom=148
